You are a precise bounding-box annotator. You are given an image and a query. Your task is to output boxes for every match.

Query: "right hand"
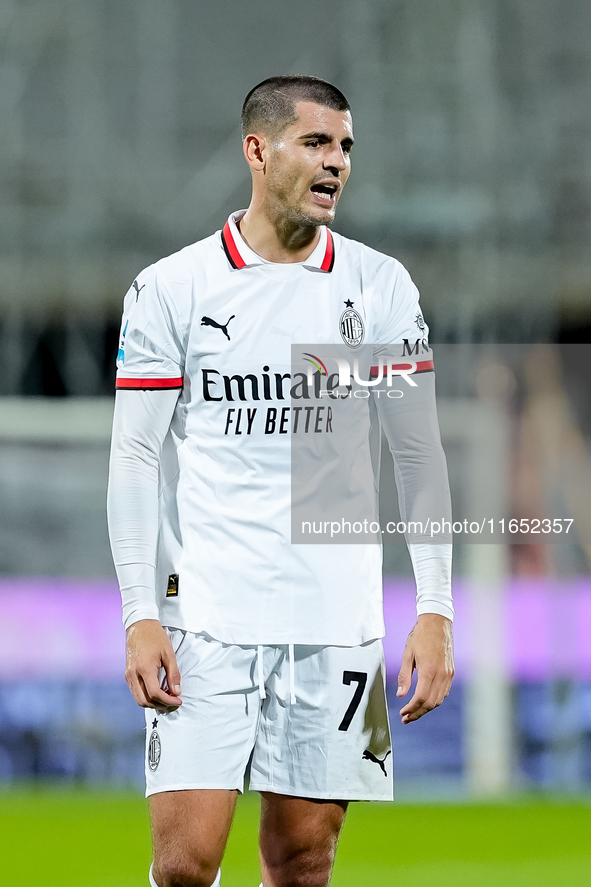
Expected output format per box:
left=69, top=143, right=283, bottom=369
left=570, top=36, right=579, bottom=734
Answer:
left=125, top=619, right=182, bottom=711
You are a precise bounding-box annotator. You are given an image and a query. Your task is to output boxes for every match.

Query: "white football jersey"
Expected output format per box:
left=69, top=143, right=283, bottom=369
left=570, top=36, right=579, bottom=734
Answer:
left=110, top=211, right=448, bottom=645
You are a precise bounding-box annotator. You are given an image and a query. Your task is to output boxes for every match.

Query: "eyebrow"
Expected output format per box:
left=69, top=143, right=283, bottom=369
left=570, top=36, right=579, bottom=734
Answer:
left=299, top=131, right=355, bottom=147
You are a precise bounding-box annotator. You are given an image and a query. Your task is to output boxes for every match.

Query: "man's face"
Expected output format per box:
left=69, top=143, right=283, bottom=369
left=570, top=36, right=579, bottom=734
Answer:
left=262, top=101, right=354, bottom=227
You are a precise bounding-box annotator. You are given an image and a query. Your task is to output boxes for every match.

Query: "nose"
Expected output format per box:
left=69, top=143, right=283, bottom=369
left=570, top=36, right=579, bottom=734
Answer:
left=323, top=143, right=348, bottom=173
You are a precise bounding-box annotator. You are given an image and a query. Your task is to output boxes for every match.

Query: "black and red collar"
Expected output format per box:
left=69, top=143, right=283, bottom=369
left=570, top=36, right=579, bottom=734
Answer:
left=221, top=220, right=247, bottom=269
left=221, top=213, right=335, bottom=273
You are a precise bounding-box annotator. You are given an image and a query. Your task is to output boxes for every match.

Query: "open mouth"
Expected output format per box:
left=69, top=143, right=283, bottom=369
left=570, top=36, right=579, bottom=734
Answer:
left=310, top=183, right=338, bottom=205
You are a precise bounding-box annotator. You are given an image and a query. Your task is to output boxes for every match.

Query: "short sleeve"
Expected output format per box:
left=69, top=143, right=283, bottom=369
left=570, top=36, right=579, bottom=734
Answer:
left=115, top=264, right=187, bottom=391
left=373, top=259, right=429, bottom=347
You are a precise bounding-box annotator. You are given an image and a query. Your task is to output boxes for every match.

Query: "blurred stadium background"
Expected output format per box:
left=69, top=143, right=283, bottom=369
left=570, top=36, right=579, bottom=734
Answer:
left=1, top=0, right=591, bottom=884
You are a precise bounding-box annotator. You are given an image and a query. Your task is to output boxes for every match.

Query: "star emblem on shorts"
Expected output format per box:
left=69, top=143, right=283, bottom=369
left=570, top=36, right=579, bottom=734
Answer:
left=152, top=718, right=158, bottom=729
left=344, top=299, right=354, bottom=308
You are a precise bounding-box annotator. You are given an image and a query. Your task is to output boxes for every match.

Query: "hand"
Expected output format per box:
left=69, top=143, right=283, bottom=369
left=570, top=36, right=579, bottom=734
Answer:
left=396, top=614, right=454, bottom=724
left=125, top=619, right=182, bottom=712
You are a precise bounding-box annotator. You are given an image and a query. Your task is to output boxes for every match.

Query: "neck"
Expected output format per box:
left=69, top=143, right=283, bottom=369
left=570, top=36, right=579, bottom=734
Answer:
left=238, top=200, right=321, bottom=264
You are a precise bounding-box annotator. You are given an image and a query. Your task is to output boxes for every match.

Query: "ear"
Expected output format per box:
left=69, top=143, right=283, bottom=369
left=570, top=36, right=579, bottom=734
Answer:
left=243, top=133, right=267, bottom=171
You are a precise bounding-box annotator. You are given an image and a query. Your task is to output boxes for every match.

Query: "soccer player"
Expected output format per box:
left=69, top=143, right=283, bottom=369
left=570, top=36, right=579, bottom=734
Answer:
left=107, top=75, right=454, bottom=887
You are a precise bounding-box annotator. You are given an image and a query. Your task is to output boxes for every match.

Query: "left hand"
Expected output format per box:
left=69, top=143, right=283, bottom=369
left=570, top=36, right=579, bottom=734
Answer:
left=396, top=613, right=454, bottom=724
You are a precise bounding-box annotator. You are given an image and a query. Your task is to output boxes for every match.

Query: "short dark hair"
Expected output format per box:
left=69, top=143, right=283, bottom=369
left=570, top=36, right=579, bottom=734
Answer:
left=241, top=75, right=350, bottom=141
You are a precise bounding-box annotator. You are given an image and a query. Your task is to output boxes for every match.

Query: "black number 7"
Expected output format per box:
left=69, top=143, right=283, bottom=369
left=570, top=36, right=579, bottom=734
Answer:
left=338, top=671, right=368, bottom=732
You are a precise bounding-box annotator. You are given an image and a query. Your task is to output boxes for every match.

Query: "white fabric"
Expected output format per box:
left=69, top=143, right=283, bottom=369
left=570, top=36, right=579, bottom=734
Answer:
left=257, top=645, right=265, bottom=700
left=409, top=543, right=453, bottom=621
left=108, top=389, right=178, bottom=627
left=145, top=629, right=392, bottom=802
left=288, top=643, right=296, bottom=704
left=373, top=364, right=453, bottom=622
left=107, top=211, right=453, bottom=643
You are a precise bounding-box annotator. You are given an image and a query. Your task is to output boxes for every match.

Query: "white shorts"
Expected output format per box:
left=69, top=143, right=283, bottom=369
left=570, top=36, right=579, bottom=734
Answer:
left=145, top=630, right=393, bottom=802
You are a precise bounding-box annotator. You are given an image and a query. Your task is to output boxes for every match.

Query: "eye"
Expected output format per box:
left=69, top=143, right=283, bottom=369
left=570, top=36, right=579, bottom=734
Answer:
left=306, top=140, right=321, bottom=148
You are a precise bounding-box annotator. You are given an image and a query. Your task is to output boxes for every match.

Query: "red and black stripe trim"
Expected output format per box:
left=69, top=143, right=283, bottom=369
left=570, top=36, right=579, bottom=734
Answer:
left=369, top=359, right=434, bottom=377
left=221, top=221, right=247, bottom=269
left=221, top=220, right=335, bottom=272
left=116, top=377, right=183, bottom=390
left=320, top=229, right=335, bottom=273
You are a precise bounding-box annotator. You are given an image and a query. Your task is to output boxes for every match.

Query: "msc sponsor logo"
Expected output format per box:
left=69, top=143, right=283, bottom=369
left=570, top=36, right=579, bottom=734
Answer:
left=401, top=338, right=429, bottom=357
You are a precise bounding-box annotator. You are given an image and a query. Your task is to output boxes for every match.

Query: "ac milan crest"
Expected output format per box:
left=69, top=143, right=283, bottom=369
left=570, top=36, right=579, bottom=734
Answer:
left=340, top=308, right=364, bottom=348
left=148, top=728, right=161, bottom=771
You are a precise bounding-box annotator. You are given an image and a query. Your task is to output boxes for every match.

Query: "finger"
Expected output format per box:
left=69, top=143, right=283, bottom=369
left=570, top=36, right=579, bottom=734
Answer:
left=400, top=695, right=431, bottom=722
left=161, top=647, right=182, bottom=697
left=399, top=674, right=435, bottom=721
left=142, top=669, right=182, bottom=709
left=401, top=669, right=451, bottom=722
left=401, top=698, right=434, bottom=723
left=427, top=663, right=454, bottom=707
left=126, top=671, right=155, bottom=709
left=437, top=672, right=455, bottom=706
left=138, top=675, right=180, bottom=713
left=396, top=647, right=415, bottom=697
left=433, top=676, right=452, bottom=708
